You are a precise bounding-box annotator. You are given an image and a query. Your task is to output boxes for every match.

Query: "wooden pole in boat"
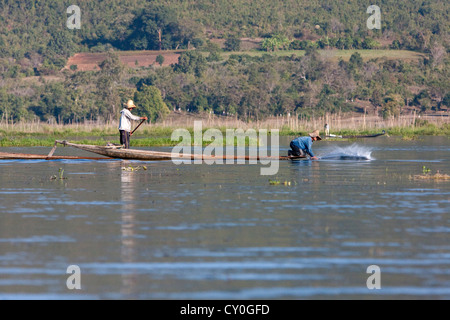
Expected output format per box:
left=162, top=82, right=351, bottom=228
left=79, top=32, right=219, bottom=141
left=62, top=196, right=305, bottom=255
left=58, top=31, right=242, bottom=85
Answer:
left=46, top=141, right=58, bottom=159
left=131, top=119, right=146, bottom=136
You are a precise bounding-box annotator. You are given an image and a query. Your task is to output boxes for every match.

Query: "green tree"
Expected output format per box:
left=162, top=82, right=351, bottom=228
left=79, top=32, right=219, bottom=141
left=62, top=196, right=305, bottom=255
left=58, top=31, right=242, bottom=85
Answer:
left=224, top=36, right=241, bottom=51
left=126, top=4, right=189, bottom=50
left=442, top=93, right=450, bottom=107
left=349, top=52, right=363, bottom=70
left=156, top=55, right=165, bottom=66
left=262, top=38, right=276, bottom=52
left=207, top=51, right=222, bottom=62
left=47, top=31, right=77, bottom=57
left=413, top=90, right=433, bottom=112
left=261, top=34, right=290, bottom=51
left=353, top=37, right=364, bottom=49
left=381, top=94, right=403, bottom=119
left=35, top=82, right=71, bottom=123
left=0, top=88, right=29, bottom=121
left=134, top=85, right=170, bottom=122
left=173, top=51, right=206, bottom=76
left=189, top=96, right=209, bottom=113
left=96, top=52, right=125, bottom=121
left=390, top=40, right=402, bottom=49
left=289, top=39, right=304, bottom=50
left=363, top=38, right=380, bottom=49
left=191, top=38, right=204, bottom=49
left=371, top=88, right=384, bottom=107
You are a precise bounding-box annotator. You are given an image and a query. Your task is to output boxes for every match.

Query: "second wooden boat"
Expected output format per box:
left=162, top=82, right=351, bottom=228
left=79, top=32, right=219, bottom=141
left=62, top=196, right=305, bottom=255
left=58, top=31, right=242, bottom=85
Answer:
left=0, top=151, right=110, bottom=160
left=326, top=131, right=386, bottom=139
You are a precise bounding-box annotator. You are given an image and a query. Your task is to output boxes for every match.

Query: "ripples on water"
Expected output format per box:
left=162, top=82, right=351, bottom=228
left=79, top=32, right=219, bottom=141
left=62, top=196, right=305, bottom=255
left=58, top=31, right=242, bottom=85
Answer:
left=0, top=137, right=449, bottom=299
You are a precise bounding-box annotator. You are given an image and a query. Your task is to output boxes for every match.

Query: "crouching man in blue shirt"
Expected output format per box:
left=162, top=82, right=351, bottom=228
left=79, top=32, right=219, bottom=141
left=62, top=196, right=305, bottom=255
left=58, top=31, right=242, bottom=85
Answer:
left=288, top=130, right=322, bottom=160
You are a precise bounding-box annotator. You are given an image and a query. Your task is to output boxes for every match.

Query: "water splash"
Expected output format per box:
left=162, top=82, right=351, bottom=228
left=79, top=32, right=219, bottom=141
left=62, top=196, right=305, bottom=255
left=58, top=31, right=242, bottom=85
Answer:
left=319, top=144, right=373, bottom=160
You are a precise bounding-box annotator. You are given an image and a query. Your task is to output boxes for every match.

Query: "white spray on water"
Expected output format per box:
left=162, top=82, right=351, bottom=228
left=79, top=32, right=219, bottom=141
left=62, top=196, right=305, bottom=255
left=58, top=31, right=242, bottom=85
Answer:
left=319, top=144, right=373, bottom=160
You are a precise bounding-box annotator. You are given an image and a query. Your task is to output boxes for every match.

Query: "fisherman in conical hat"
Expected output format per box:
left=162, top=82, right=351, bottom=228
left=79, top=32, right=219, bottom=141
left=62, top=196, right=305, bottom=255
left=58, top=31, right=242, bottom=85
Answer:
left=324, top=123, right=330, bottom=136
left=288, top=130, right=322, bottom=160
left=119, top=100, right=147, bottom=149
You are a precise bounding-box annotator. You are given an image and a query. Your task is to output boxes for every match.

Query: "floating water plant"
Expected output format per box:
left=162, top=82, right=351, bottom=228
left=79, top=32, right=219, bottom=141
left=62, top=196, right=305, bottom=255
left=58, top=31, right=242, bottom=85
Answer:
left=122, top=166, right=148, bottom=172
left=50, top=168, right=68, bottom=180
left=269, top=179, right=294, bottom=186
left=269, top=179, right=281, bottom=185
left=422, top=166, right=431, bottom=174
left=413, top=167, right=450, bottom=181
left=414, top=170, right=450, bottom=181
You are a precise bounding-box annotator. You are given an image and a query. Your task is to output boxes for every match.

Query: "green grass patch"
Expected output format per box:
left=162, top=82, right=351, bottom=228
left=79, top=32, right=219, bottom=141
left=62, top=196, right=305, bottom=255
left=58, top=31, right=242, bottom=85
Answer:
left=0, top=137, right=56, bottom=147
left=221, top=49, right=425, bottom=62
left=328, top=123, right=449, bottom=138
left=1, top=123, right=448, bottom=147
left=386, top=124, right=448, bottom=137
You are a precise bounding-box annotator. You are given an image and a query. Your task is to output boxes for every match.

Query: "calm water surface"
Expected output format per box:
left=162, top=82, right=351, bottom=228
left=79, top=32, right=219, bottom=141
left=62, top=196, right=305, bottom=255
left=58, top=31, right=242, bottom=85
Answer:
left=0, top=136, right=449, bottom=299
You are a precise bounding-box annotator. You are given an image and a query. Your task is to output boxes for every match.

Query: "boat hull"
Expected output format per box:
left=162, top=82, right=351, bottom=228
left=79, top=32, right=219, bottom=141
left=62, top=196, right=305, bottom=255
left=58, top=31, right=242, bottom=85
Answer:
left=326, top=131, right=386, bottom=139
left=0, top=152, right=109, bottom=160
left=55, top=141, right=305, bottom=161
left=0, top=141, right=306, bottom=161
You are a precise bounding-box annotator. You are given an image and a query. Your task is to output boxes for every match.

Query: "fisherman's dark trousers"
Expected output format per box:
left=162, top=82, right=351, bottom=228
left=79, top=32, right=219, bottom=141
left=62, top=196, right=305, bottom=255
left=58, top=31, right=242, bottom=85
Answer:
left=290, top=141, right=306, bottom=157
left=120, top=130, right=130, bottom=149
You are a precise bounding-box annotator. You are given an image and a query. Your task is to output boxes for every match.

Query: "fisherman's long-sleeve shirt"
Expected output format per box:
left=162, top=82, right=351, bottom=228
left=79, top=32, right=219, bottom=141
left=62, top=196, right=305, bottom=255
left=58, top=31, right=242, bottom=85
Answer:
left=291, top=136, right=315, bottom=157
left=119, top=109, right=141, bottom=132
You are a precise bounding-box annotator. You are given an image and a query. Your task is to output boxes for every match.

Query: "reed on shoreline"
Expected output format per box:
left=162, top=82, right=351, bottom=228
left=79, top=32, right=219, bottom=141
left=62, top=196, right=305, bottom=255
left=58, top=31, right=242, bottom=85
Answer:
left=0, top=113, right=448, bottom=147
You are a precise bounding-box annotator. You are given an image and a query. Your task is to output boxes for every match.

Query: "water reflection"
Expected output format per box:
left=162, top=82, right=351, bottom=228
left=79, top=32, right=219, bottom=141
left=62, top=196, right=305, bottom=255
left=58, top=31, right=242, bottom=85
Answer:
left=0, top=137, right=449, bottom=299
left=119, top=161, right=138, bottom=297
left=289, top=160, right=321, bottom=185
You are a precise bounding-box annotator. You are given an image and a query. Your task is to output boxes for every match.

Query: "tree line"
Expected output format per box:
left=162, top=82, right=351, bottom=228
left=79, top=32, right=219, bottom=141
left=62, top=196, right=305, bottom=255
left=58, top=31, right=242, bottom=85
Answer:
left=0, top=0, right=448, bottom=124
left=1, top=48, right=448, bottom=124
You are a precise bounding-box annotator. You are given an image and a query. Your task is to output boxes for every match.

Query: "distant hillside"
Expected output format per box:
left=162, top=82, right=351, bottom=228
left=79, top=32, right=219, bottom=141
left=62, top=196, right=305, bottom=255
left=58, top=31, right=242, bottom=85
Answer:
left=0, top=0, right=448, bottom=125
left=0, top=0, right=448, bottom=61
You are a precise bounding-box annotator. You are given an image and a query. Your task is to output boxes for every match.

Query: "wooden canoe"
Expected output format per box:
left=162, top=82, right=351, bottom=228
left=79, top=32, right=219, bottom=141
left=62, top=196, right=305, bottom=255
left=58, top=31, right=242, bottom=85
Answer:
left=0, top=151, right=110, bottom=160
left=54, top=140, right=306, bottom=161
left=326, top=131, right=386, bottom=139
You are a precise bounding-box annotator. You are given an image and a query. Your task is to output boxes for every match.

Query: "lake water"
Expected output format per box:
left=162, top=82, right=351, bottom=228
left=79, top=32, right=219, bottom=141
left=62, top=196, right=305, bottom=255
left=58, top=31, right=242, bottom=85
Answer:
left=0, top=136, right=449, bottom=299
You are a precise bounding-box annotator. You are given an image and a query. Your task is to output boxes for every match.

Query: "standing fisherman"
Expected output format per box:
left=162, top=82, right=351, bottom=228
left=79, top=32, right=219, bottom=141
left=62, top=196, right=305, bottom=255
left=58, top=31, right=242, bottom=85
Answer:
left=288, top=130, right=322, bottom=160
left=119, top=100, right=147, bottom=149
left=324, top=123, right=330, bottom=136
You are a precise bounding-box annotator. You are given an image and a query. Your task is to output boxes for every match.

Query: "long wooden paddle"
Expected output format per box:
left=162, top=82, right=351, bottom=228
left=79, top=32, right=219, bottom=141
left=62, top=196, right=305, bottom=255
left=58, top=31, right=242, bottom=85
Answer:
left=131, top=119, right=146, bottom=136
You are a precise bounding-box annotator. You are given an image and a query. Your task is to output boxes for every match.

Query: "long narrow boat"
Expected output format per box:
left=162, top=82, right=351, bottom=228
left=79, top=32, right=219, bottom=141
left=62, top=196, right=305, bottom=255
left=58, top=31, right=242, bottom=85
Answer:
left=342, top=131, right=386, bottom=139
left=53, top=140, right=305, bottom=161
left=0, top=152, right=110, bottom=160
left=326, top=131, right=386, bottom=139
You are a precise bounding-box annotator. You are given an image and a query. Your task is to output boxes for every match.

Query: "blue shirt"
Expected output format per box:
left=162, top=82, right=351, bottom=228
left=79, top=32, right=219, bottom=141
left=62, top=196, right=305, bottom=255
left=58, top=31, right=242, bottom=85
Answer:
left=292, top=136, right=315, bottom=157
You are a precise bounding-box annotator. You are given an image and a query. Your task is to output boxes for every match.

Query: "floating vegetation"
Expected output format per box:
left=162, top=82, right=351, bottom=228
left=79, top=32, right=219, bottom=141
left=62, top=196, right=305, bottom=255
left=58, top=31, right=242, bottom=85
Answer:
left=413, top=169, right=450, bottom=181
left=269, top=179, right=296, bottom=186
left=122, top=166, right=148, bottom=172
left=422, top=166, right=431, bottom=174
left=401, top=135, right=420, bottom=141
left=413, top=172, right=450, bottom=181
left=50, top=168, right=67, bottom=180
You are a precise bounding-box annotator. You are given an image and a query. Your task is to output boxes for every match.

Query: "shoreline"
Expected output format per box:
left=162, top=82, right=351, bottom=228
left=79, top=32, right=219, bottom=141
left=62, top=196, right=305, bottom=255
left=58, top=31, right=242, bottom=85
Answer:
left=0, top=123, right=448, bottom=147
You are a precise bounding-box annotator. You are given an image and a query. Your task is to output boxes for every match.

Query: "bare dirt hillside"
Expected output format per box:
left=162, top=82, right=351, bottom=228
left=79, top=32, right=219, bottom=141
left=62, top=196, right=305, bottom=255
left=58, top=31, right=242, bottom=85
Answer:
left=65, top=51, right=183, bottom=71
